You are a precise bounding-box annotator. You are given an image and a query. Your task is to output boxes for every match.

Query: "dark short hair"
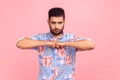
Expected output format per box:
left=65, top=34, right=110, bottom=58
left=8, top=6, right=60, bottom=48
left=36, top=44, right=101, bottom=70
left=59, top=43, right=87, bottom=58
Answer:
left=48, top=7, right=65, bottom=20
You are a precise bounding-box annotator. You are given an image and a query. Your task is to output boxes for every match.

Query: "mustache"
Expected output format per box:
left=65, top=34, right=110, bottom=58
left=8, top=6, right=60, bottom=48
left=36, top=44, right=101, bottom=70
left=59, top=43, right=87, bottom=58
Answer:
left=53, top=28, right=61, bottom=31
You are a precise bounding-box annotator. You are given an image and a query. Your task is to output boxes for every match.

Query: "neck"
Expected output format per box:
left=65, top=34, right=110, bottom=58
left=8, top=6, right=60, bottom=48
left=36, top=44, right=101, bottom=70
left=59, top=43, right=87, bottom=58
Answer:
left=50, top=32, right=63, bottom=38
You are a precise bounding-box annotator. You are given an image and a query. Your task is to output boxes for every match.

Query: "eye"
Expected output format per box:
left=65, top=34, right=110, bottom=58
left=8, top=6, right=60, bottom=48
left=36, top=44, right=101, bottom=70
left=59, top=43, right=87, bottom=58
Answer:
left=58, top=22, right=63, bottom=24
left=51, top=22, right=56, bottom=24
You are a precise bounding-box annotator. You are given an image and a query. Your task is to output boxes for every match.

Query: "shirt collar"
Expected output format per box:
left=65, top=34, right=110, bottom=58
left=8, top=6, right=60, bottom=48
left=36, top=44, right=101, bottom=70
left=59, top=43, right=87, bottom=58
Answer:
left=48, top=32, right=64, bottom=39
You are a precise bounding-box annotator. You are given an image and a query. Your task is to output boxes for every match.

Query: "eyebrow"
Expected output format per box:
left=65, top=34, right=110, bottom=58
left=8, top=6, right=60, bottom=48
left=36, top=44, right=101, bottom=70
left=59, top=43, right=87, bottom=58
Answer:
left=51, top=21, right=63, bottom=23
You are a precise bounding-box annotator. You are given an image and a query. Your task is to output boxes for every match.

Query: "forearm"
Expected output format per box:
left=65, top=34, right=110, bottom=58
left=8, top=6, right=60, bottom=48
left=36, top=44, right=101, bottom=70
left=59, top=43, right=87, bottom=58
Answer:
left=63, top=40, right=95, bottom=50
left=16, top=37, right=47, bottom=49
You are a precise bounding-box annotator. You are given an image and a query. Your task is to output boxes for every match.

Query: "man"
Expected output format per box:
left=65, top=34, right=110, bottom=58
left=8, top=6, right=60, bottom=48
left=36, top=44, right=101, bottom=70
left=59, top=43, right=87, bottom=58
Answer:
left=16, top=7, right=95, bottom=80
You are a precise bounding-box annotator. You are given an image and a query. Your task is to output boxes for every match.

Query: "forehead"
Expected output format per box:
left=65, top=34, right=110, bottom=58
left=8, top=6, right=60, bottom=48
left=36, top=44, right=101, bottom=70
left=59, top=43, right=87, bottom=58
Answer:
left=49, top=16, right=64, bottom=22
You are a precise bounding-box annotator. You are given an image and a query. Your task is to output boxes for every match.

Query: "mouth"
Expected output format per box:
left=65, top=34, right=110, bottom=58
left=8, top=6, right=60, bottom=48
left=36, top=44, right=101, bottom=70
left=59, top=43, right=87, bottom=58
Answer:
left=50, top=29, right=63, bottom=35
left=53, top=29, right=60, bottom=32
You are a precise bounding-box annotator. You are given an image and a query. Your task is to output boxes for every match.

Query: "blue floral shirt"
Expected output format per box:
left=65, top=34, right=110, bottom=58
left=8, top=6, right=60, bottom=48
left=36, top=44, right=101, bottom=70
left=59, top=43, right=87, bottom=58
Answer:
left=31, top=32, right=91, bottom=80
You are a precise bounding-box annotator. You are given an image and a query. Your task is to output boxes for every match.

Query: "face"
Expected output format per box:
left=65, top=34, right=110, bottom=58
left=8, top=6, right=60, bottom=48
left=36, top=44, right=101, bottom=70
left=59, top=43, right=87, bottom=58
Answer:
left=48, top=16, right=65, bottom=36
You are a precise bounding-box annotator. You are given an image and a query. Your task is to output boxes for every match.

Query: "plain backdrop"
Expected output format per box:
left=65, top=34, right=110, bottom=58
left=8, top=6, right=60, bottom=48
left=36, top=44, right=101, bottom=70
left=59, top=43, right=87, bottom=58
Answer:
left=0, top=0, right=120, bottom=80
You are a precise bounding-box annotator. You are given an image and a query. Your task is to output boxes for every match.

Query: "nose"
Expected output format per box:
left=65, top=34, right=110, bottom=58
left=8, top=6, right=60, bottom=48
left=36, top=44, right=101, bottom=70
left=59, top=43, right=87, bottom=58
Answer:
left=55, top=23, right=59, bottom=28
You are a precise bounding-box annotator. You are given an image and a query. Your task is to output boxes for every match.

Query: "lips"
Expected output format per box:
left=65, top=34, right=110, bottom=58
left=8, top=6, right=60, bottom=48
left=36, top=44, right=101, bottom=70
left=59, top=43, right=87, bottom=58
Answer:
left=53, top=29, right=60, bottom=32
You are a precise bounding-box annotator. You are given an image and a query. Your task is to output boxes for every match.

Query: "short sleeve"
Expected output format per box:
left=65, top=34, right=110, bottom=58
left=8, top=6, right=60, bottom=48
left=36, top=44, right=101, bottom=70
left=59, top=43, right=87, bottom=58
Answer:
left=30, top=33, right=45, bottom=51
left=69, top=34, right=93, bottom=51
left=69, top=34, right=93, bottom=42
left=31, top=34, right=40, bottom=40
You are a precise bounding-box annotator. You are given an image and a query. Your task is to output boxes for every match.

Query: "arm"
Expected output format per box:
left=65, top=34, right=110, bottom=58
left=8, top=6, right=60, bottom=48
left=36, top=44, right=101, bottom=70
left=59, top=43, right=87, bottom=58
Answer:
left=16, top=37, right=56, bottom=49
left=58, top=40, right=95, bottom=51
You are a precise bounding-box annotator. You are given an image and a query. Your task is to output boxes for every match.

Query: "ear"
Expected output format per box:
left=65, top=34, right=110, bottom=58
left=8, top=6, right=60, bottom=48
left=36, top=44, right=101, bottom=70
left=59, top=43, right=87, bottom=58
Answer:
left=47, top=19, right=50, bottom=25
left=63, top=19, right=65, bottom=23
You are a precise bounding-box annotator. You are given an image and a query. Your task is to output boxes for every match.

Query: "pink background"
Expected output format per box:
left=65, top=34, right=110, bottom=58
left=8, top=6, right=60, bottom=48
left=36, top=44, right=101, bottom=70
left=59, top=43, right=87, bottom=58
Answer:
left=0, top=0, right=120, bottom=80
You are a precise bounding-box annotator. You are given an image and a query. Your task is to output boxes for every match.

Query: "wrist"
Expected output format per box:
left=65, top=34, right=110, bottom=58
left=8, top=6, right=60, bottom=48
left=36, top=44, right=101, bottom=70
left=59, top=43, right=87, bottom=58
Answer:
left=44, top=41, right=50, bottom=46
left=63, top=42, right=70, bottom=46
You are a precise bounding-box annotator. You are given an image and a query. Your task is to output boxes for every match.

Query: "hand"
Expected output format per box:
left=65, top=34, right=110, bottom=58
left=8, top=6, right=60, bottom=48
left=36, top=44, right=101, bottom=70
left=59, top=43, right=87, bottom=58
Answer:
left=46, top=41, right=65, bottom=49
left=46, top=40, right=57, bottom=48
left=56, top=42, right=65, bottom=49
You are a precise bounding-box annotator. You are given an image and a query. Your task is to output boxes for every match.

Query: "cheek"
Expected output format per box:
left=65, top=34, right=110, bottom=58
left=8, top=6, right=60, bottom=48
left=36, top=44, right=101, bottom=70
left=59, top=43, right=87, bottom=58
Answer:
left=50, top=24, right=55, bottom=29
left=59, top=24, right=64, bottom=29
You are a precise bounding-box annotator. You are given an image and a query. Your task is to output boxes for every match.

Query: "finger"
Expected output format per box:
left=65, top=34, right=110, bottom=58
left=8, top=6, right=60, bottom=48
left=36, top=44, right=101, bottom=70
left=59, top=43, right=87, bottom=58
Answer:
left=57, top=42, right=64, bottom=48
left=56, top=45, right=60, bottom=49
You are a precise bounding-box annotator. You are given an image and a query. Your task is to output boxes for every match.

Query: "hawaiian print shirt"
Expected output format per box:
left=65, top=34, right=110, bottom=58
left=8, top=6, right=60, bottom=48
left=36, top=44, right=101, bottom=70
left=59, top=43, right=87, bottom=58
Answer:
left=31, top=32, right=91, bottom=80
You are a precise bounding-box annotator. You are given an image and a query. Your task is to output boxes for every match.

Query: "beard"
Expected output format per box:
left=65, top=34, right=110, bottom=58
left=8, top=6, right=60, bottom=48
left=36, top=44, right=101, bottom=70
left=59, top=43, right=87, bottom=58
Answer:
left=50, top=26, right=64, bottom=35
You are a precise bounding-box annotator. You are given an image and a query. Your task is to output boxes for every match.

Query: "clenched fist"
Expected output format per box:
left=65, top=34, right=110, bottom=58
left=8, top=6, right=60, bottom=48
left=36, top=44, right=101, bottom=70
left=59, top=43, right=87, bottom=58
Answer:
left=46, top=40, right=65, bottom=49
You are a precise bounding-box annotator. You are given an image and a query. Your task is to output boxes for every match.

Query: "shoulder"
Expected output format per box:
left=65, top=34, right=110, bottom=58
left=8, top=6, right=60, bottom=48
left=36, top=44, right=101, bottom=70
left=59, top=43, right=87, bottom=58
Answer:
left=64, top=33, right=90, bottom=41
left=64, top=33, right=82, bottom=39
left=63, top=33, right=76, bottom=41
left=64, top=33, right=75, bottom=37
left=31, top=33, right=47, bottom=40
